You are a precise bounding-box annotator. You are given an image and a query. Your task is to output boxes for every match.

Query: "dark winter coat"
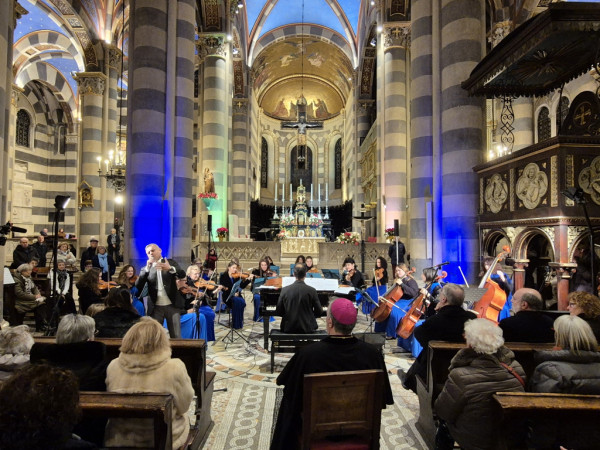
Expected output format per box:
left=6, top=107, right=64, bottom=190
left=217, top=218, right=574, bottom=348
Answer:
left=530, top=349, right=600, bottom=394
left=93, top=307, right=140, bottom=338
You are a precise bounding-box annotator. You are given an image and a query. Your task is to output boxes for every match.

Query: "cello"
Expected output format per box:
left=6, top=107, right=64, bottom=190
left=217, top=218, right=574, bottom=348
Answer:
left=397, top=271, right=447, bottom=338
left=370, top=267, right=415, bottom=323
left=472, top=246, right=511, bottom=323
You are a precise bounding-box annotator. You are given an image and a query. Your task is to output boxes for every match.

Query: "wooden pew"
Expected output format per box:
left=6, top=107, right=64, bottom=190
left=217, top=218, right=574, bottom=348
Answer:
left=493, top=392, right=600, bottom=448
left=34, top=337, right=215, bottom=449
left=415, top=340, right=555, bottom=449
left=80, top=392, right=173, bottom=450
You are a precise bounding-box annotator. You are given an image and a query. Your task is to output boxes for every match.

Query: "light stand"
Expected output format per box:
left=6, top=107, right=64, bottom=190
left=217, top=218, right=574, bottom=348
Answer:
left=563, top=187, right=597, bottom=293
left=46, top=195, right=70, bottom=336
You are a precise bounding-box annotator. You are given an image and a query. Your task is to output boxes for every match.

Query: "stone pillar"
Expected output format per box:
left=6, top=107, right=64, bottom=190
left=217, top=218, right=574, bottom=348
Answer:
left=512, top=259, right=529, bottom=292
left=197, top=34, right=228, bottom=236
left=440, top=0, right=485, bottom=283
left=232, top=98, right=249, bottom=238
left=409, top=0, right=433, bottom=271
left=381, top=24, right=409, bottom=240
left=75, top=72, right=106, bottom=247
left=126, top=0, right=196, bottom=268
left=550, top=262, right=577, bottom=311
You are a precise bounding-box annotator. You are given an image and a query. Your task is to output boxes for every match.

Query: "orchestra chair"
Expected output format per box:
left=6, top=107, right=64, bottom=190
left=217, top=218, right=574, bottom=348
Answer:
left=290, top=264, right=295, bottom=276
left=270, top=265, right=280, bottom=276
left=302, top=369, right=384, bottom=450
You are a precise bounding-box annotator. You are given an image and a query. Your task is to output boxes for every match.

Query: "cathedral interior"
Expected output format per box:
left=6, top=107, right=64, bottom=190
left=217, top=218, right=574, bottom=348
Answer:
left=1, top=0, right=600, bottom=295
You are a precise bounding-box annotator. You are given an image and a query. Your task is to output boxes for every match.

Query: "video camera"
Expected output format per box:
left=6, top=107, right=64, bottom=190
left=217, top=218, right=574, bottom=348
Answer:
left=0, top=222, right=28, bottom=246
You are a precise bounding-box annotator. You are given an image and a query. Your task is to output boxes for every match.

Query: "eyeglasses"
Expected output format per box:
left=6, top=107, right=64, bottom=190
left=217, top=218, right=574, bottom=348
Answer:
left=568, top=302, right=577, bottom=307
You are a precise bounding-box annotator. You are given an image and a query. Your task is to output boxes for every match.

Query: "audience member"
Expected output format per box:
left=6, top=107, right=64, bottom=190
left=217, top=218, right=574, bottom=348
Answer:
left=92, top=245, right=116, bottom=282
left=0, top=325, right=34, bottom=382
left=48, top=260, right=77, bottom=316
left=85, top=303, right=106, bottom=317
left=76, top=268, right=104, bottom=315
left=30, top=314, right=108, bottom=391
left=498, top=288, right=554, bottom=343
left=0, top=364, right=95, bottom=450
left=93, top=287, right=140, bottom=338
left=276, top=263, right=323, bottom=333
left=106, top=228, right=120, bottom=264
left=567, top=291, right=600, bottom=341
left=434, top=319, right=526, bottom=450
left=12, top=263, right=48, bottom=331
left=399, top=283, right=475, bottom=393
left=10, top=237, right=39, bottom=269
left=57, top=241, right=77, bottom=267
left=32, top=234, right=48, bottom=267
left=104, top=317, right=194, bottom=449
left=271, top=298, right=393, bottom=450
left=80, top=236, right=99, bottom=272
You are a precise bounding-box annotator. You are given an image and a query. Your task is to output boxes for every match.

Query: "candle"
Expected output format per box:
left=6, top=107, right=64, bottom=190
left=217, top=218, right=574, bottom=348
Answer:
left=105, top=159, right=109, bottom=172
left=97, top=156, right=101, bottom=171
left=275, top=183, right=278, bottom=201
left=311, top=184, right=313, bottom=202
left=300, top=178, right=302, bottom=186
left=326, top=183, right=328, bottom=201
left=318, top=184, right=321, bottom=202
left=282, top=183, right=285, bottom=202
left=290, top=183, right=292, bottom=202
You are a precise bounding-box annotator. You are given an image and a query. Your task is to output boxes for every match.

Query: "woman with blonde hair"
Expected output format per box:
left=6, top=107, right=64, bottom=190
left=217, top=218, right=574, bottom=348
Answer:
left=56, top=241, right=76, bottom=267
left=105, top=317, right=194, bottom=448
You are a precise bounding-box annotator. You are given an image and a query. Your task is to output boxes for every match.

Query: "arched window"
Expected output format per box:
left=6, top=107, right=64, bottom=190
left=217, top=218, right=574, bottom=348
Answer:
left=290, top=145, right=313, bottom=192
left=334, top=138, right=342, bottom=189
left=16, top=109, right=31, bottom=147
left=556, top=96, right=570, bottom=134
left=260, top=137, right=268, bottom=188
left=537, top=107, right=551, bottom=142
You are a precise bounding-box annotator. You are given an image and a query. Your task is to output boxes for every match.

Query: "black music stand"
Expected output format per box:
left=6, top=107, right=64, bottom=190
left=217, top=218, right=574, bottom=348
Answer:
left=191, top=301, right=203, bottom=339
left=359, top=288, right=378, bottom=333
left=222, top=279, right=248, bottom=345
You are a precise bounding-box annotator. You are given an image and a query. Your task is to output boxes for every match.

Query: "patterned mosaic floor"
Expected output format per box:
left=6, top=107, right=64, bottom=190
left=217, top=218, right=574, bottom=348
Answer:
left=204, top=302, right=429, bottom=449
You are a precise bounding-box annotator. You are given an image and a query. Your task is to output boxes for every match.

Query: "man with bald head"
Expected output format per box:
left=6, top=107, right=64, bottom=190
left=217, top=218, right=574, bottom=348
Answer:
left=498, top=288, right=554, bottom=343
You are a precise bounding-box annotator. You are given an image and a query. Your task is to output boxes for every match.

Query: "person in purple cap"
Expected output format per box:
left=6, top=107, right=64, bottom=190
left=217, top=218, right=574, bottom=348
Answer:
left=271, top=298, right=394, bottom=450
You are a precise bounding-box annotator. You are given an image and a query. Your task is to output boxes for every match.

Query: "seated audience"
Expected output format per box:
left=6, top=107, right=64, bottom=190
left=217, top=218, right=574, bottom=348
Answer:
left=0, top=364, right=95, bottom=450
left=271, top=298, right=393, bottom=450
left=567, top=291, right=600, bottom=341
left=10, top=237, right=39, bottom=269
left=499, top=288, right=554, bottom=343
left=12, top=263, right=48, bottom=331
left=32, top=234, right=48, bottom=268
left=276, top=263, right=322, bottom=333
left=76, top=268, right=104, bottom=315
left=105, top=317, right=194, bottom=449
left=93, top=287, right=140, bottom=338
left=529, top=315, right=600, bottom=449
left=434, top=318, right=526, bottom=450
left=92, top=245, right=116, bottom=282
left=30, top=314, right=108, bottom=391
left=85, top=303, right=106, bottom=317
left=48, top=260, right=77, bottom=316
left=56, top=241, right=77, bottom=267
left=0, top=325, right=34, bottom=382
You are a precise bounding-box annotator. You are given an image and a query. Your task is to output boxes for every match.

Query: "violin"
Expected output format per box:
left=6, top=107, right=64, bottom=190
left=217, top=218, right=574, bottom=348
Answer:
left=472, top=246, right=511, bottom=324
left=98, top=280, right=118, bottom=290
left=341, top=268, right=356, bottom=285
left=375, top=268, right=384, bottom=280
left=194, top=279, right=217, bottom=290
left=179, top=285, right=200, bottom=296
left=232, top=271, right=251, bottom=279
left=129, top=275, right=138, bottom=284
left=397, top=271, right=447, bottom=338
left=308, top=267, right=319, bottom=273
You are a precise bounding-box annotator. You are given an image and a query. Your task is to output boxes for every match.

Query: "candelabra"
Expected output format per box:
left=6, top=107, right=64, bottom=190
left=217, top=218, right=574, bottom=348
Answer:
left=97, top=151, right=126, bottom=192
left=273, top=197, right=279, bottom=219
left=324, top=200, right=329, bottom=220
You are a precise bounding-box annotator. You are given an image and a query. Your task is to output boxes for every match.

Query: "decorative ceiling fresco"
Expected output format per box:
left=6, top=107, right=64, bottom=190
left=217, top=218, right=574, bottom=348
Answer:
left=253, top=37, right=353, bottom=119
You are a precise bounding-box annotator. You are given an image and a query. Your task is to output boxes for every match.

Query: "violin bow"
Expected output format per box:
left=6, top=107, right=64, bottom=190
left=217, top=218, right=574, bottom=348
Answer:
left=377, top=295, right=409, bottom=313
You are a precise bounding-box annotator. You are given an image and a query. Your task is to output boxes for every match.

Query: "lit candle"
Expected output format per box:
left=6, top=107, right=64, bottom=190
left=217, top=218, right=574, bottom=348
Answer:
left=326, top=183, right=328, bottom=201
left=97, top=156, right=102, bottom=171
left=282, top=183, right=285, bottom=202
left=105, top=159, right=109, bottom=172
left=318, top=184, right=321, bottom=202
left=275, top=183, right=278, bottom=200
left=290, top=183, right=292, bottom=202
left=311, top=184, right=313, bottom=202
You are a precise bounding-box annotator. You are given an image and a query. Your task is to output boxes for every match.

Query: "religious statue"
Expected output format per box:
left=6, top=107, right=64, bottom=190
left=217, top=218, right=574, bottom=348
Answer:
left=516, top=163, right=547, bottom=209
left=204, top=168, right=215, bottom=193
left=295, top=182, right=308, bottom=225
left=484, top=173, right=508, bottom=213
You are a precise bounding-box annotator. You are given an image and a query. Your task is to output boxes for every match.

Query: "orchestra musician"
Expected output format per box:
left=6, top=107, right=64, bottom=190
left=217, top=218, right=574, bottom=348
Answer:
left=181, top=265, right=214, bottom=341
left=117, top=265, right=145, bottom=316
left=305, top=256, right=318, bottom=273
left=372, top=256, right=389, bottom=286
left=340, top=257, right=365, bottom=289
left=374, top=263, right=419, bottom=339
left=251, top=258, right=276, bottom=322
left=295, top=255, right=306, bottom=265
left=218, top=261, right=253, bottom=329
left=481, top=256, right=514, bottom=321
left=76, top=267, right=104, bottom=315
left=361, top=257, right=389, bottom=315
left=204, top=247, right=218, bottom=271
left=422, top=267, right=445, bottom=317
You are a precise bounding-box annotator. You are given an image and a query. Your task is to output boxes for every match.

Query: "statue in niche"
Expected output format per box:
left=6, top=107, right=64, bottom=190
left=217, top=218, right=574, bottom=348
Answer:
left=78, top=180, right=94, bottom=209
left=484, top=173, right=508, bottom=213
left=204, top=168, right=215, bottom=193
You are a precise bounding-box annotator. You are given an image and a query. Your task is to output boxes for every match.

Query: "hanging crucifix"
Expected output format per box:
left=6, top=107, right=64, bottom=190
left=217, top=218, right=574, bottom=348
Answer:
left=282, top=97, right=323, bottom=171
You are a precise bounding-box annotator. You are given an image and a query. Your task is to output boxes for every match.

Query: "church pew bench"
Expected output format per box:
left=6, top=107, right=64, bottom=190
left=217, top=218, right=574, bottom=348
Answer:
left=269, top=330, right=328, bottom=373
left=80, top=392, right=173, bottom=450
left=415, top=340, right=555, bottom=449
left=493, top=392, right=600, bottom=448
left=34, top=337, right=215, bottom=448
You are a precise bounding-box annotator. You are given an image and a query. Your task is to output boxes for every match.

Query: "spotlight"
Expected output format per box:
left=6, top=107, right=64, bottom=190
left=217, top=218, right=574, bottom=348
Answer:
left=370, top=37, right=377, bottom=47
left=376, top=24, right=383, bottom=33
left=115, top=195, right=123, bottom=204
left=54, top=195, right=71, bottom=211
left=237, top=0, right=243, bottom=8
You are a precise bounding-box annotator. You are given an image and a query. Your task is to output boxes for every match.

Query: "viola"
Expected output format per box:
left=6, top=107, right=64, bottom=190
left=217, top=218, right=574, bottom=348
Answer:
left=130, top=275, right=138, bottom=284
left=397, top=271, right=447, bottom=338
left=472, top=246, right=511, bottom=324
left=98, top=280, right=118, bottom=290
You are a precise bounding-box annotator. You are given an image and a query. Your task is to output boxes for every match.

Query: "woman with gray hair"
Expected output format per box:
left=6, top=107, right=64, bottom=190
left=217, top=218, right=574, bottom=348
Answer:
left=434, top=319, right=526, bottom=450
left=30, top=314, right=108, bottom=391
left=12, top=263, right=48, bottom=331
left=0, top=325, right=34, bottom=382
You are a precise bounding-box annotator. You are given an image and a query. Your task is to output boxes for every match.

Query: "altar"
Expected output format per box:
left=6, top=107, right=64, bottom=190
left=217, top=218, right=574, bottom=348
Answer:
left=281, top=236, right=326, bottom=256
left=277, top=181, right=324, bottom=239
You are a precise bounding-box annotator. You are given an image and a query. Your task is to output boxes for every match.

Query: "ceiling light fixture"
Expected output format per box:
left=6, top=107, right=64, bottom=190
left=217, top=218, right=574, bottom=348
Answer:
left=237, top=0, right=243, bottom=8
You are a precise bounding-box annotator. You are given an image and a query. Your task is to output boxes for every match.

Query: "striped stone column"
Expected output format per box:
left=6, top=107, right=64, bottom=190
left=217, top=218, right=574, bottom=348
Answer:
left=512, top=97, right=534, bottom=151
left=75, top=72, right=106, bottom=246
left=440, top=0, right=485, bottom=283
left=381, top=24, right=410, bottom=239
left=232, top=98, right=249, bottom=238
left=126, top=0, right=196, bottom=268
left=197, top=34, right=228, bottom=235
left=409, top=0, right=433, bottom=270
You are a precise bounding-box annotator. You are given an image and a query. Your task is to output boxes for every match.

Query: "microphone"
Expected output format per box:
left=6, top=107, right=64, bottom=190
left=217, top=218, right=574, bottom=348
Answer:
left=4, top=222, right=28, bottom=234
left=425, top=261, right=450, bottom=269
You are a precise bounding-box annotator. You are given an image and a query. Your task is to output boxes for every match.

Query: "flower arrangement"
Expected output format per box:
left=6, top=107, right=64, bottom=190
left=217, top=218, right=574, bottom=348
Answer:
left=276, top=230, right=287, bottom=240
left=198, top=192, right=218, bottom=199
left=307, top=214, right=323, bottom=226
left=385, top=227, right=396, bottom=238
left=279, top=213, right=295, bottom=227
left=216, top=227, right=228, bottom=238
left=336, top=231, right=361, bottom=245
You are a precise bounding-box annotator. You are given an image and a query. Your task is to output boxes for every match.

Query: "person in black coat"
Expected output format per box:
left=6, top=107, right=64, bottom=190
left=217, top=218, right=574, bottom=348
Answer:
left=499, top=288, right=554, bottom=343
left=80, top=236, right=99, bottom=272
left=106, top=228, right=121, bottom=264
left=93, top=287, right=140, bottom=338
left=31, top=234, right=48, bottom=267
left=10, top=237, right=39, bottom=269
left=399, top=283, right=476, bottom=393
left=276, top=263, right=323, bottom=333
left=388, top=238, right=406, bottom=273
left=134, top=243, right=186, bottom=338
left=216, top=261, right=251, bottom=329
left=76, top=268, right=104, bottom=315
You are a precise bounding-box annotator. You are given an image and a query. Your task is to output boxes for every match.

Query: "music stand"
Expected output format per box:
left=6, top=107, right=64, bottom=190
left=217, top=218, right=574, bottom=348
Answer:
left=191, top=295, right=203, bottom=339
left=222, top=279, right=248, bottom=345
left=359, top=288, right=378, bottom=333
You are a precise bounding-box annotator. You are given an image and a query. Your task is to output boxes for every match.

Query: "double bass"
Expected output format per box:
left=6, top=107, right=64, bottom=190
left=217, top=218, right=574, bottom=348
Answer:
left=397, top=271, right=447, bottom=338
left=472, top=246, right=511, bottom=323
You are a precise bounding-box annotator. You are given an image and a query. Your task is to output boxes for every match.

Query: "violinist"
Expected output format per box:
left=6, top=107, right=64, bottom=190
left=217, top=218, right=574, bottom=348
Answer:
left=340, top=257, right=365, bottom=289
left=295, top=255, right=306, bottom=265
left=372, top=257, right=389, bottom=286
left=422, top=267, right=445, bottom=317
left=182, top=265, right=215, bottom=341
left=305, top=256, right=318, bottom=273
left=117, top=265, right=145, bottom=316
left=374, top=264, right=419, bottom=339
left=251, top=258, right=276, bottom=322
left=218, top=261, right=252, bottom=329
left=76, top=267, right=104, bottom=315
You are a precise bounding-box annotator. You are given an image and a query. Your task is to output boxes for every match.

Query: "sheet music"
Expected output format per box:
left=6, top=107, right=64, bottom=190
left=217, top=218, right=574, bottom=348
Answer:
left=334, top=286, right=355, bottom=295
left=3, top=267, right=15, bottom=285
left=281, top=276, right=339, bottom=291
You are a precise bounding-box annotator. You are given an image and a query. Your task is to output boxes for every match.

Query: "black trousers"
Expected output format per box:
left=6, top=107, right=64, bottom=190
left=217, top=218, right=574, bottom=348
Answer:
left=151, top=304, right=181, bottom=338
left=13, top=303, right=48, bottom=331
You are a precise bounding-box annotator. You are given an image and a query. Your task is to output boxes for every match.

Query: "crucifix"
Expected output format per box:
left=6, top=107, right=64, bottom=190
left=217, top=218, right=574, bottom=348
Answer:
left=281, top=97, right=324, bottom=135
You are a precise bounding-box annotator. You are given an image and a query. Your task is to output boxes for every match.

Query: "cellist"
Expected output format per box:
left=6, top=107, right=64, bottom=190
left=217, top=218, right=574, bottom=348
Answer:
left=374, top=264, right=419, bottom=339
left=481, top=256, right=513, bottom=321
